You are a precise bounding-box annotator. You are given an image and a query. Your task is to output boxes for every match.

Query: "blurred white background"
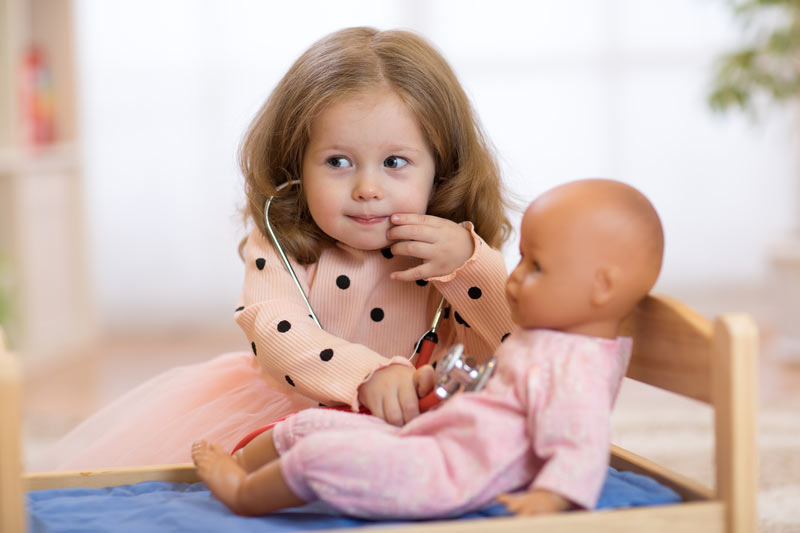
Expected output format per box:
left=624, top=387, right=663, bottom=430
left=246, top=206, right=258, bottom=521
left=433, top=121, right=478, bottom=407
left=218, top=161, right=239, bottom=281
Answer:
left=73, top=0, right=796, bottom=332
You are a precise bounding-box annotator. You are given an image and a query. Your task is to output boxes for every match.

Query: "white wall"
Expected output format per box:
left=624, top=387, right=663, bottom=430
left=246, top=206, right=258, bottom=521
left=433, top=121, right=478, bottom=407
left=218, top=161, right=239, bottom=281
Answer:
left=75, top=0, right=798, bottom=330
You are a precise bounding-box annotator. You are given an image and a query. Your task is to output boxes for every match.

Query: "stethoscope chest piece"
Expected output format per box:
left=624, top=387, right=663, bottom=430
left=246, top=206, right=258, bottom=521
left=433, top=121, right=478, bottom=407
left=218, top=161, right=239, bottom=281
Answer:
left=432, top=344, right=496, bottom=401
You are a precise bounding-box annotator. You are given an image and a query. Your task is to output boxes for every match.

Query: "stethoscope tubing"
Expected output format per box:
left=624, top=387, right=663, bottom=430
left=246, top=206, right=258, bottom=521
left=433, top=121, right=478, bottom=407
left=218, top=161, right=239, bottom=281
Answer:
left=264, top=180, right=323, bottom=329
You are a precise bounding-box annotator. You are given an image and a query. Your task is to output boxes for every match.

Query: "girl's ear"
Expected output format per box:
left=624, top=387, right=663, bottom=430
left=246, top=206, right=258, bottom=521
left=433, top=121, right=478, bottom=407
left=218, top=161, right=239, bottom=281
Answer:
left=591, top=265, right=620, bottom=307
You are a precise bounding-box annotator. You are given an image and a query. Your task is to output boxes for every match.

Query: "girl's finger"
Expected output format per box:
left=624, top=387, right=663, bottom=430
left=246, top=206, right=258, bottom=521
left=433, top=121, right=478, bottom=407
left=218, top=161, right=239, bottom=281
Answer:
left=390, top=213, right=440, bottom=227
left=413, top=365, right=436, bottom=397
left=367, top=394, right=384, bottom=422
left=382, top=394, right=404, bottom=427
left=386, top=223, right=438, bottom=244
left=390, top=264, right=430, bottom=282
left=398, top=381, right=421, bottom=423
left=390, top=240, right=436, bottom=261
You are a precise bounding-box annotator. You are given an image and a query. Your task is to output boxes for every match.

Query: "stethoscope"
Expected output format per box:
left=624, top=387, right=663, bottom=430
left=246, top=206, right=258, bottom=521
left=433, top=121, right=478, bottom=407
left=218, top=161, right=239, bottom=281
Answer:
left=264, top=180, right=496, bottom=408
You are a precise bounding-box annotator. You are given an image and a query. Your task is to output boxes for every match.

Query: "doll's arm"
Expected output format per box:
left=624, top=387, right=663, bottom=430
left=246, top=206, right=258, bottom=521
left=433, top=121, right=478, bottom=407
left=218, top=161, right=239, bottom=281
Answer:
left=524, top=349, right=614, bottom=510
left=496, top=489, right=573, bottom=515
left=430, top=223, right=515, bottom=363
left=235, top=229, right=410, bottom=411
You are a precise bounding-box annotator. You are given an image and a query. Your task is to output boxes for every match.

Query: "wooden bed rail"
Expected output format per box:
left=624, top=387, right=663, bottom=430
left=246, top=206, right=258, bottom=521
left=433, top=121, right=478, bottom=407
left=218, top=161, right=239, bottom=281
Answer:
left=713, top=313, right=758, bottom=533
left=619, top=295, right=758, bottom=533
left=0, top=329, right=25, bottom=533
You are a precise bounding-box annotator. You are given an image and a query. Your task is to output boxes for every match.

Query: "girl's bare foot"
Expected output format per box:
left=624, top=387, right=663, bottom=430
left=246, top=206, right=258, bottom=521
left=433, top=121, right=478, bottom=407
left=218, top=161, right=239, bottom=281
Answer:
left=192, top=440, right=248, bottom=514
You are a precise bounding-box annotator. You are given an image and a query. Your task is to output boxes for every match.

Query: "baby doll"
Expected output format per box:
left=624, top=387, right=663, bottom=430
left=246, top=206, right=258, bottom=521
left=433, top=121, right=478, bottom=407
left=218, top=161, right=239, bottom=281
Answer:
left=191, top=178, right=664, bottom=519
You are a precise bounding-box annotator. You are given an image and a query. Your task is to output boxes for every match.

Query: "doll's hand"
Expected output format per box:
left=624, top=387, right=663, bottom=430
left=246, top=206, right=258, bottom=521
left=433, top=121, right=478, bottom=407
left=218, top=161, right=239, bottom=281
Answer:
left=358, top=364, right=420, bottom=426
left=387, top=213, right=474, bottom=282
left=413, top=364, right=436, bottom=398
left=496, top=489, right=573, bottom=515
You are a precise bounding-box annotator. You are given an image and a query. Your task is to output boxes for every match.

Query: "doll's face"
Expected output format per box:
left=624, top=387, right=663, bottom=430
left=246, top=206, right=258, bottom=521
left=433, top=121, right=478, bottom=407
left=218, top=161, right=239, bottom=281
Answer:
left=302, top=88, right=436, bottom=250
left=507, top=179, right=663, bottom=337
left=505, top=195, right=600, bottom=331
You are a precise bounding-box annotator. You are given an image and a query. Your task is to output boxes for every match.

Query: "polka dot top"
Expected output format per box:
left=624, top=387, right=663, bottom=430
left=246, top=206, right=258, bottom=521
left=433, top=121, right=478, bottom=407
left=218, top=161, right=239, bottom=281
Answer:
left=234, top=223, right=514, bottom=411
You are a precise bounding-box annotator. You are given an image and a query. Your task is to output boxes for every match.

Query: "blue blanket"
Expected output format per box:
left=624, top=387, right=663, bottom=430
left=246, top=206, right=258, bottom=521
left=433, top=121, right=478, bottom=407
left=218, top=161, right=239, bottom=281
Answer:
left=28, top=467, right=680, bottom=533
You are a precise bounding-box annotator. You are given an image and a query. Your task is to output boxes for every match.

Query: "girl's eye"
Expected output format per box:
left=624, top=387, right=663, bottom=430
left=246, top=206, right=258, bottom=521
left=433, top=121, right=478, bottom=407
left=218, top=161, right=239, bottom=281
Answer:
left=532, top=261, right=541, bottom=273
left=384, top=156, right=408, bottom=169
left=326, top=156, right=351, bottom=168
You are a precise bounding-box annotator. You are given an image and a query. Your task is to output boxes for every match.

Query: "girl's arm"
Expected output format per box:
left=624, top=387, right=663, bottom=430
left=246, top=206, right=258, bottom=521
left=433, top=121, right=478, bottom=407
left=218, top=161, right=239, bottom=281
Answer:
left=235, top=229, right=414, bottom=412
left=387, top=215, right=514, bottom=363
left=428, top=223, right=515, bottom=363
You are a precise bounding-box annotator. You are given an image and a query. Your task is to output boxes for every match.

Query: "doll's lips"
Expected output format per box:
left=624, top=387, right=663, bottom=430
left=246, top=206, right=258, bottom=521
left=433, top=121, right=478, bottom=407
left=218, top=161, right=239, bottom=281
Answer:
left=348, top=215, right=387, bottom=225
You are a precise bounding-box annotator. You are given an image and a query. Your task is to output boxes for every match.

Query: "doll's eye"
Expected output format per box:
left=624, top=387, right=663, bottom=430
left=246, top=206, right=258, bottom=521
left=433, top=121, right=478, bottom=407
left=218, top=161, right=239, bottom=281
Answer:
left=384, top=156, right=408, bottom=169
left=327, top=156, right=351, bottom=168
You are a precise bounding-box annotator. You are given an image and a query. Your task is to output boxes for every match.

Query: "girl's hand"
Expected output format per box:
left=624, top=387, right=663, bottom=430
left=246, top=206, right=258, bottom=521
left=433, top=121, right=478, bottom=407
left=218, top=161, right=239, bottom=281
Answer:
left=496, top=489, right=573, bottom=515
left=358, top=365, right=420, bottom=426
left=413, top=364, right=436, bottom=398
left=387, top=213, right=474, bottom=282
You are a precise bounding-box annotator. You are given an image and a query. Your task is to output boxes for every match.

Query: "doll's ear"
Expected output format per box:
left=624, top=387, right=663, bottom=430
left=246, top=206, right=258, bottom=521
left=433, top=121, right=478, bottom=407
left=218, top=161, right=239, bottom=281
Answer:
left=591, top=265, right=620, bottom=307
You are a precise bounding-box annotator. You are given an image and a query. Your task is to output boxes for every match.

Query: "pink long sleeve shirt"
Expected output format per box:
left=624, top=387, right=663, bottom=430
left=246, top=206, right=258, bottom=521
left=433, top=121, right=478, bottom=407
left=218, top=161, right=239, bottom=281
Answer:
left=234, top=224, right=514, bottom=410
left=273, top=329, right=633, bottom=519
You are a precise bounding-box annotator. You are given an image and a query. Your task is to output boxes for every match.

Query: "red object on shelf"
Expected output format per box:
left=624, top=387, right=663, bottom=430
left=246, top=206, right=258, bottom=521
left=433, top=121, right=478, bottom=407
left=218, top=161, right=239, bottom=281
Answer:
left=19, top=46, right=56, bottom=146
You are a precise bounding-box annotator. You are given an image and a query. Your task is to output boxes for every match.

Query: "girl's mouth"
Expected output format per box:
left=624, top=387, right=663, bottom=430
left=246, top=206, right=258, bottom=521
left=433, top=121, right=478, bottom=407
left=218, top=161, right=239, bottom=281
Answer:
left=349, top=215, right=387, bottom=225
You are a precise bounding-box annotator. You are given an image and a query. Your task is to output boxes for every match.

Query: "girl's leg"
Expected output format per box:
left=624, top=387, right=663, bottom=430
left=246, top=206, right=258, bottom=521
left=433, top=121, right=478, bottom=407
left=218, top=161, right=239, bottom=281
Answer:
left=192, top=440, right=305, bottom=516
left=232, top=428, right=279, bottom=473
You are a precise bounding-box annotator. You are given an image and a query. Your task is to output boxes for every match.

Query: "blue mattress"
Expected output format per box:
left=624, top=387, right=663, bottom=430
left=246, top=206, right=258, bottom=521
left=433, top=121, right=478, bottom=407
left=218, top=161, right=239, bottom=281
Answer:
left=28, top=466, right=680, bottom=533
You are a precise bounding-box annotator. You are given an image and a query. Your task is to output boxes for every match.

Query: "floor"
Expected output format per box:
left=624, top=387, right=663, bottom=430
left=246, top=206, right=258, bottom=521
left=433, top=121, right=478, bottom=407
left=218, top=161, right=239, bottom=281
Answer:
left=19, top=284, right=800, bottom=532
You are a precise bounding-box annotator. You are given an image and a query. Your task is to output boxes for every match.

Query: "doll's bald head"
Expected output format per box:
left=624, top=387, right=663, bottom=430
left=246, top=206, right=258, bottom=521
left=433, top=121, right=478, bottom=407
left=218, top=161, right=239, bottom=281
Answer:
left=508, top=179, right=663, bottom=338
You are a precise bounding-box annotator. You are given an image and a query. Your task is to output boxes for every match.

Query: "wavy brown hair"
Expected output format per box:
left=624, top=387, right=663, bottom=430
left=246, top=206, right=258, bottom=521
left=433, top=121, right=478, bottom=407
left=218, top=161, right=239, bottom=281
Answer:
left=239, top=27, right=512, bottom=264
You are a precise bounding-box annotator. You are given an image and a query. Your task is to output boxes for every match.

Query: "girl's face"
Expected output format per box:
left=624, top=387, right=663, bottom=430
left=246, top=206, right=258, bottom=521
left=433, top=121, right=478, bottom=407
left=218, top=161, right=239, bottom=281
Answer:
left=302, top=88, right=436, bottom=250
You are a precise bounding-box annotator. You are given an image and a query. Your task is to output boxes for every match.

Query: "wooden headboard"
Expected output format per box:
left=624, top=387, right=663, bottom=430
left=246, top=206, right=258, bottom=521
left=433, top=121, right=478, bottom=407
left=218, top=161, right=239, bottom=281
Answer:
left=618, top=294, right=758, bottom=533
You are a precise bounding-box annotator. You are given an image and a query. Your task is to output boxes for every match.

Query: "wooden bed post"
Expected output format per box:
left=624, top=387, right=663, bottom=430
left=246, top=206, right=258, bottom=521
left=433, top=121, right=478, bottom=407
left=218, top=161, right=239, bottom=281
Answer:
left=713, top=314, right=758, bottom=533
left=0, top=329, right=25, bottom=533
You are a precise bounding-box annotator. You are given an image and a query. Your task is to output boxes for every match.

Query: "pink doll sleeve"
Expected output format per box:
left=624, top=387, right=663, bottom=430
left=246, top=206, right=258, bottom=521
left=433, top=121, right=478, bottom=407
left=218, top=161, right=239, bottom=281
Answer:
left=235, top=229, right=412, bottom=411
left=429, top=223, right=515, bottom=363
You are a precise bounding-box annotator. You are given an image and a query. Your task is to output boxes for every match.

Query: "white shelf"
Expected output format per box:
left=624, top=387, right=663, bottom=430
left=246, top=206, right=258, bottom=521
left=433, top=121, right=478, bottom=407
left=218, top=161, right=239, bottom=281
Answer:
left=0, top=142, right=79, bottom=175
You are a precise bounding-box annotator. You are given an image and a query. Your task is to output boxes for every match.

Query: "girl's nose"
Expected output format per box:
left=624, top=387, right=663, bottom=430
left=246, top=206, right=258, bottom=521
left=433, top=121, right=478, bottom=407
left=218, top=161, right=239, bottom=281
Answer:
left=352, top=173, right=383, bottom=201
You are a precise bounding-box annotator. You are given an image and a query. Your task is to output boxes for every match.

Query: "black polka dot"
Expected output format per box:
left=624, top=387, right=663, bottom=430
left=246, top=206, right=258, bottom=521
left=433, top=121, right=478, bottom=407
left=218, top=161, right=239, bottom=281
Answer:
left=251, top=342, right=257, bottom=356
left=336, top=275, right=350, bottom=290
left=277, top=320, right=291, bottom=333
left=443, top=307, right=451, bottom=319
left=381, top=248, right=394, bottom=259
left=320, top=348, right=334, bottom=361
left=415, top=279, right=428, bottom=287
left=468, top=286, right=482, bottom=299
left=432, top=360, right=437, bottom=370
left=235, top=306, right=244, bottom=312
left=285, top=375, right=295, bottom=387
left=454, top=311, right=471, bottom=328
left=319, top=402, right=327, bottom=407
left=256, top=258, right=266, bottom=270
left=370, top=308, right=384, bottom=322
left=501, top=332, right=510, bottom=342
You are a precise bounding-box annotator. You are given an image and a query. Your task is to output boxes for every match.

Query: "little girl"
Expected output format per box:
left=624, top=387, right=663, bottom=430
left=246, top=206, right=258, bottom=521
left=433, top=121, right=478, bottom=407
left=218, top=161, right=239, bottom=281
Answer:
left=43, top=27, right=514, bottom=470
left=192, top=178, right=665, bottom=519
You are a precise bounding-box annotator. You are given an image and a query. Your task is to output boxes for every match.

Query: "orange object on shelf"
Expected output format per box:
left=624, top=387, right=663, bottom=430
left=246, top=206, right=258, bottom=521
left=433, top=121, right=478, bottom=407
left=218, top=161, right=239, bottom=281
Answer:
left=19, top=46, right=56, bottom=146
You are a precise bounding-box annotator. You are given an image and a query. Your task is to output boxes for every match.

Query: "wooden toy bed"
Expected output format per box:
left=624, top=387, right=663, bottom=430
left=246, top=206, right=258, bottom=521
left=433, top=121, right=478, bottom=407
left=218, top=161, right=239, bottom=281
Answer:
left=0, top=293, right=758, bottom=533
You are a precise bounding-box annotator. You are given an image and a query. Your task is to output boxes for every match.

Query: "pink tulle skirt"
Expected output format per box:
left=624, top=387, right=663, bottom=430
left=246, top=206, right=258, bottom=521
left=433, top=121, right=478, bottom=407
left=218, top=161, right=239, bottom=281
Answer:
left=37, top=352, right=315, bottom=471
